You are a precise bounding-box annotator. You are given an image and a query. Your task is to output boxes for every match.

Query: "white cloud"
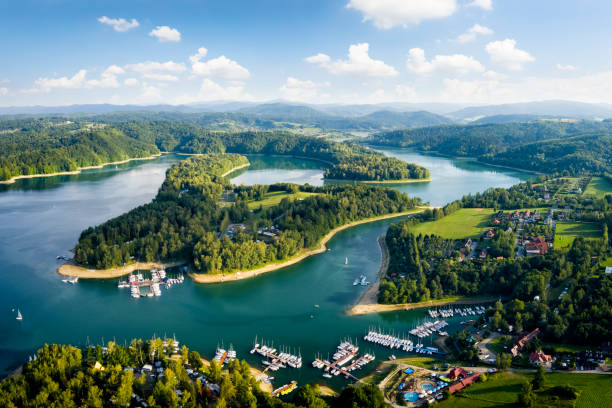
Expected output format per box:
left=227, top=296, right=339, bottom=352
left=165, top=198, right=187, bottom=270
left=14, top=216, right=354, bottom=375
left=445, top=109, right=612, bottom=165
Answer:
left=125, top=61, right=186, bottom=73
left=149, top=26, right=181, bottom=42
left=0, top=87, right=7, bottom=96
left=486, top=39, right=535, bottom=70
left=467, top=0, right=493, bottom=11
left=306, top=43, right=398, bottom=77
left=34, top=69, right=87, bottom=92
left=406, top=48, right=485, bottom=75
left=455, top=24, right=493, bottom=43
left=198, top=78, right=250, bottom=101
left=190, top=47, right=250, bottom=80
left=140, top=83, right=163, bottom=102
left=98, top=16, right=139, bottom=32
left=280, top=77, right=329, bottom=102
left=124, top=78, right=139, bottom=87
left=395, top=84, right=418, bottom=100
left=143, top=73, right=179, bottom=82
left=483, top=70, right=507, bottom=80
left=346, top=0, right=457, bottom=29
left=556, top=64, right=577, bottom=71
left=87, top=65, right=125, bottom=88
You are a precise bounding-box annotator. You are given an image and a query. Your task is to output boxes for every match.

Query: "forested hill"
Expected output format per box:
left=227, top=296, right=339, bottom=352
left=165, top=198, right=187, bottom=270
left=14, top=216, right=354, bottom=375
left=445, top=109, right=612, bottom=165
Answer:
left=74, top=153, right=420, bottom=271
left=369, top=120, right=612, bottom=175
left=0, top=123, right=159, bottom=181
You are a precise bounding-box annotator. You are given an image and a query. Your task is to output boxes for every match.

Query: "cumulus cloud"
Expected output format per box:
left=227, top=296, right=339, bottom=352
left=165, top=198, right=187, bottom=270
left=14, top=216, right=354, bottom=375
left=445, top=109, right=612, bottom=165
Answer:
left=406, top=48, right=485, bottom=75
left=467, top=0, right=493, bottom=11
left=33, top=69, right=88, bottom=92
left=486, top=39, right=534, bottom=70
left=98, top=16, right=139, bottom=32
left=125, top=61, right=186, bottom=73
left=87, top=65, right=125, bottom=88
left=455, top=24, right=493, bottom=43
left=395, top=84, right=418, bottom=100
left=124, top=78, right=140, bottom=87
left=306, top=43, right=398, bottom=77
left=149, top=26, right=181, bottom=42
left=189, top=47, right=250, bottom=80
left=198, top=78, right=250, bottom=101
left=557, top=64, right=577, bottom=71
left=346, top=0, right=457, bottom=29
left=143, top=73, right=179, bottom=82
left=280, top=77, right=330, bottom=102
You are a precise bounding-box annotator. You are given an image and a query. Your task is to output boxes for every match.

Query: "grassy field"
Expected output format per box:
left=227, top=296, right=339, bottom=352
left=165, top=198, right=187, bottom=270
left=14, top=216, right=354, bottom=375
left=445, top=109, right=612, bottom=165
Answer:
left=602, top=257, right=612, bottom=267
left=247, top=191, right=319, bottom=210
left=393, top=357, right=446, bottom=370
left=584, top=176, right=612, bottom=197
left=554, top=221, right=602, bottom=248
left=437, top=371, right=612, bottom=408
left=409, top=208, right=494, bottom=239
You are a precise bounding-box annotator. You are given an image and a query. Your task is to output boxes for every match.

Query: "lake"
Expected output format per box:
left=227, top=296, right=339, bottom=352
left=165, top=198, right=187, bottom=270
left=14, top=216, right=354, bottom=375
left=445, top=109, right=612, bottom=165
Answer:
left=0, top=150, right=530, bottom=387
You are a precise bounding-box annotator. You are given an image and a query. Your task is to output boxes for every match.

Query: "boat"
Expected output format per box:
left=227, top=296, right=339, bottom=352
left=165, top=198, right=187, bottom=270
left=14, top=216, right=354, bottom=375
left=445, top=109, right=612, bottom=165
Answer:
left=16, top=309, right=22, bottom=321
left=353, top=278, right=359, bottom=286
left=345, top=257, right=348, bottom=265
left=273, top=381, right=297, bottom=397
left=68, top=277, right=78, bottom=284
left=322, top=373, right=332, bottom=378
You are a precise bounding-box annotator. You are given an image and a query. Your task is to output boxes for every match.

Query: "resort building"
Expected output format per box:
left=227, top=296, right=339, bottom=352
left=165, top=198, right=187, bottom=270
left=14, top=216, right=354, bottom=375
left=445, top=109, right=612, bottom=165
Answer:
left=448, top=373, right=481, bottom=394
left=529, top=349, right=553, bottom=366
left=511, top=328, right=540, bottom=357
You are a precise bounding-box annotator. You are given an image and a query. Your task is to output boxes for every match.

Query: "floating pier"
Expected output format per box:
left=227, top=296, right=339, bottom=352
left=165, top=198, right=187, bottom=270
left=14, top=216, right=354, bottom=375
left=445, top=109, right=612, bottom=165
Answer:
left=250, top=337, right=302, bottom=372
left=311, top=340, right=374, bottom=380
left=118, top=269, right=184, bottom=298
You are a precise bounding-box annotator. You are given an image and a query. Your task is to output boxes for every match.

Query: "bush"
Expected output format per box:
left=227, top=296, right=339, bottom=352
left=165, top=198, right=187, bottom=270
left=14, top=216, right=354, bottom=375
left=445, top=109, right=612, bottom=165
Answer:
left=549, top=385, right=578, bottom=399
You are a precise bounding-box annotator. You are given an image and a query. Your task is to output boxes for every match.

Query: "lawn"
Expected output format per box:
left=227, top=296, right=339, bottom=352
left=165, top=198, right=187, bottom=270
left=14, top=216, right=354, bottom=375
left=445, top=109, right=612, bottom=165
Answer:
left=409, top=208, right=494, bottom=239
left=584, top=176, right=612, bottom=198
left=554, top=221, right=602, bottom=248
left=247, top=191, right=319, bottom=210
left=437, top=371, right=612, bottom=408
left=602, top=257, right=612, bottom=267
left=393, top=357, right=446, bottom=370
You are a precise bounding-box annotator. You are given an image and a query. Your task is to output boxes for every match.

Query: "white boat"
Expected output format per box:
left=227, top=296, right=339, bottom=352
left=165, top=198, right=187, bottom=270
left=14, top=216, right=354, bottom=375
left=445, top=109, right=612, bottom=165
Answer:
left=345, top=257, right=348, bottom=265
left=68, top=277, right=78, bottom=284
left=16, top=309, right=22, bottom=321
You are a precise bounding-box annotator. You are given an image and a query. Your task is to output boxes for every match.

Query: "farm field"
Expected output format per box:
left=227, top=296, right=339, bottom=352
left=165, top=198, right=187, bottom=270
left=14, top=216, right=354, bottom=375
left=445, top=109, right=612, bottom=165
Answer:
left=584, top=176, right=612, bottom=197
left=247, top=191, right=319, bottom=210
left=437, top=371, right=612, bottom=408
left=554, top=221, right=602, bottom=248
left=409, top=208, right=494, bottom=239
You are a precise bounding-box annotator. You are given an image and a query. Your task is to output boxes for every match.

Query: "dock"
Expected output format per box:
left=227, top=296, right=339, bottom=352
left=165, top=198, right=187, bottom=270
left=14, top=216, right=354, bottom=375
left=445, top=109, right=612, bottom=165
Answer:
left=118, top=269, right=184, bottom=298
left=311, top=341, right=374, bottom=380
left=250, top=338, right=302, bottom=372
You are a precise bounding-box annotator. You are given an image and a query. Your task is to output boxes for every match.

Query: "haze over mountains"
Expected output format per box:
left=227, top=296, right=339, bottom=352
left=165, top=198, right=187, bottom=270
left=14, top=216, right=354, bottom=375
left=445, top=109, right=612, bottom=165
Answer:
left=2, top=100, right=612, bottom=129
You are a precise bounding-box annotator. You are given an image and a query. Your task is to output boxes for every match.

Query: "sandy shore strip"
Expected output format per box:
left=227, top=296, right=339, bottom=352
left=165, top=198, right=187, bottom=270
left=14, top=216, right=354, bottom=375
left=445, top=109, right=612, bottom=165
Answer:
left=359, top=177, right=432, bottom=184
left=221, top=162, right=250, bottom=177
left=57, top=260, right=185, bottom=279
left=0, top=153, right=163, bottom=185
left=190, top=208, right=428, bottom=284
left=346, top=296, right=500, bottom=316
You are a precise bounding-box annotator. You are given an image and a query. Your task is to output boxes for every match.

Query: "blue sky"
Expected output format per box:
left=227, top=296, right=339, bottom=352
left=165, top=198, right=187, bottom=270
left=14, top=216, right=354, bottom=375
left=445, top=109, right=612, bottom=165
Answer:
left=2, top=0, right=612, bottom=106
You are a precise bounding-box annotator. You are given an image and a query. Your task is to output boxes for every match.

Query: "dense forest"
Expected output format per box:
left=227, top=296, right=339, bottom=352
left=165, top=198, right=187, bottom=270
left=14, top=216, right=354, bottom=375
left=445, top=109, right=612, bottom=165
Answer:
left=0, top=124, right=159, bottom=181
left=0, top=119, right=428, bottom=183
left=379, top=183, right=612, bottom=346
left=369, top=120, right=612, bottom=175
left=0, top=339, right=386, bottom=408
left=74, top=153, right=421, bottom=271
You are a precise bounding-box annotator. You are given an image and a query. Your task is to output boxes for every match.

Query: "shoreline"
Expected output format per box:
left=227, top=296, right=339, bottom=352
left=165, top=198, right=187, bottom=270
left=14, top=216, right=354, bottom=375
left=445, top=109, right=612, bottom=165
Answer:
left=352, top=234, right=389, bottom=307
left=221, top=162, right=250, bottom=177
left=189, top=208, right=427, bottom=284
left=346, top=296, right=500, bottom=316
left=0, top=153, right=163, bottom=185
left=332, top=177, right=432, bottom=184
left=57, top=260, right=185, bottom=279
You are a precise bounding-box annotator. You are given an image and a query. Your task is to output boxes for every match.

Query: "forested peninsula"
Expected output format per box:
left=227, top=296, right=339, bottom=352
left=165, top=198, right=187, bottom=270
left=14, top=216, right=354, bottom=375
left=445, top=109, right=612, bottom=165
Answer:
left=369, top=120, right=612, bottom=175
left=70, top=153, right=422, bottom=278
left=1, top=119, right=429, bottom=183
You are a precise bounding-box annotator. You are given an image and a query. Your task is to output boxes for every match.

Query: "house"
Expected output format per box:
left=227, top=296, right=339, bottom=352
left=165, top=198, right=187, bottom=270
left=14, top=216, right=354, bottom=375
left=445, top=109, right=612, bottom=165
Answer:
left=485, top=229, right=495, bottom=239
left=525, top=237, right=548, bottom=256
left=511, top=328, right=540, bottom=357
left=93, top=361, right=105, bottom=371
left=448, top=373, right=481, bottom=394
left=448, top=367, right=468, bottom=380
left=530, top=350, right=553, bottom=365
left=479, top=249, right=487, bottom=259
left=493, top=218, right=501, bottom=225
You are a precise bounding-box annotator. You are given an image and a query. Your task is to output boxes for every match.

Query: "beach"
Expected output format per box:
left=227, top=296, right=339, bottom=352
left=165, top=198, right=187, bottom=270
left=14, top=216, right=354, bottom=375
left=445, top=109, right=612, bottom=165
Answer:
left=0, top=153, right=162, bottom=185
left=351, top=234, right=389, bottom=307
left=346, top=296, right=500, bottom=316
left=57, top=260, right=185, bottom=279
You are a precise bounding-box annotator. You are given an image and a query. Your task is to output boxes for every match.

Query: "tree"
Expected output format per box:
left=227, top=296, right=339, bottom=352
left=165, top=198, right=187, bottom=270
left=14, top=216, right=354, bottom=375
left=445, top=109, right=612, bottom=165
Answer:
left=188, top=351, right=203, bottom=370
left=517, top=381, right=536, bottom=407
left=336, top=384, right=386, bottom=408
left=293, top=384, right=329, bottom=408
left=532, top=365, right=546, bottom=390
left=496, top=353, right=512, bottom=370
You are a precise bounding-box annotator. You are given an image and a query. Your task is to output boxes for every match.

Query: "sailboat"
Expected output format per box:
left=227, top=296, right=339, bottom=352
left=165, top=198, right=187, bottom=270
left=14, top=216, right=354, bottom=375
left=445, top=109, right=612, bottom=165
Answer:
left=345, top=257, right=348, bottom=265
left=16, top=309, right=22, bottom=321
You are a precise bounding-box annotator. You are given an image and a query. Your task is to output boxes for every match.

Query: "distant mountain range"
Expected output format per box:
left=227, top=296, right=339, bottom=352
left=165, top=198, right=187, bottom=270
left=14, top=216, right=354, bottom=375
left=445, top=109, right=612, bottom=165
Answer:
left=2, top=100, right=612, bottom=128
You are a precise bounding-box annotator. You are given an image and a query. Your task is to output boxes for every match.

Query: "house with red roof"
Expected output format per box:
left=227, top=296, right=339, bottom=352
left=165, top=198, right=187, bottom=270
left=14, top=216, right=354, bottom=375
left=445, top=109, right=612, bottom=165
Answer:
left=529, top=350, right=552, bottom=366
left=447, top=367, right=468, bottom=380
left=448, top=373, right=481, bottom=394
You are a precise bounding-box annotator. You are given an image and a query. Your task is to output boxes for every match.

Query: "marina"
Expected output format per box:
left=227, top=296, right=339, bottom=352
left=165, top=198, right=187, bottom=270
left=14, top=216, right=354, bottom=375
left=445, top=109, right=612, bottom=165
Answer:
left=427, top=305, right=486, bottom=319
left=364, top=329, right=444, bottom=355
left=117, top=269, right=185, bottom=299
left=311, top=341, right=375, bottom=380
left=250, top=337, right=302, bottom=372
left=214, top=344, right=237, bottom=366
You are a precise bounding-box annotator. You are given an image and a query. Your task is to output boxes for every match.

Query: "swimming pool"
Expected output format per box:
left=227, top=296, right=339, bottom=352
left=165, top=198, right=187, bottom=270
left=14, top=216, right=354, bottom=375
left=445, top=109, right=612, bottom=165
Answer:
left=403, top=392, right=419, bottom=402
left=421, top=382, right=434, bottom=391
